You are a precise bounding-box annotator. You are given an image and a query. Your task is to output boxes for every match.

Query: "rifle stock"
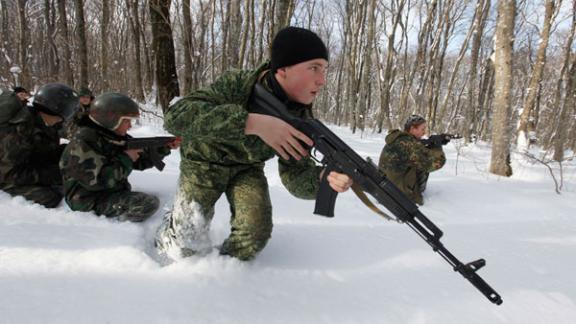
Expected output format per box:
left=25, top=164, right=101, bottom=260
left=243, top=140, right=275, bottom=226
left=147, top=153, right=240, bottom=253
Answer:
left=251, top=84, right=503, bottom=305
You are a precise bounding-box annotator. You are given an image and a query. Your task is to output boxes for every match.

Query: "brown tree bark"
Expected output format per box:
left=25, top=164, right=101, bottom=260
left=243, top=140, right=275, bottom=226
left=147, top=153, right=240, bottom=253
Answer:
left=101, top=0, right=110, bottom=90
left=56, top=0, right=74, bottom=86
left=150, top=0, right=180, bottom=113
left=74, top=0, right=89, bottom=88
left=182, top=0, right=194, bottom=93
left=44, top=0, right=59, bottom=81
left=16, top=0, right=29, bottom=87
left=126, top=0, right=145, bottom=101
left=489, top=0, right=516, bottom=177
left=463, top=0, right=491, bottom=143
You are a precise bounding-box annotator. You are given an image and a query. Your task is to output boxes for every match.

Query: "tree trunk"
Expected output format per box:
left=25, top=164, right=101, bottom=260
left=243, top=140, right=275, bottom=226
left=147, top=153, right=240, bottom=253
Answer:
left=57, top=0, right=74, bottom=86
left=376, top=0, right=406, bottom=133
left=16, top=0, right=29, bottom=87
left=553, top=53, right=576, bottom=161
left=517, top=0, right=557, bottom=150
left=182, top=0, right=193, bottom=93
left=126, top=0, right=145, bottom=101
left=463, top=0, right=490, bottom=143
left=355, top=0, right=376, bottom=133
left=227, top=0, right=242, bottom=69
left=150, top=0, right=180, bottom=113
left=74, top=0, right=89, bottom=88
left=272, top=0, right=294, bottom=37
left=101, top=0, right=110, bottom=90
left=489, top=0, right=516, bottom=177
left=43, top=0, right=59, bottom=81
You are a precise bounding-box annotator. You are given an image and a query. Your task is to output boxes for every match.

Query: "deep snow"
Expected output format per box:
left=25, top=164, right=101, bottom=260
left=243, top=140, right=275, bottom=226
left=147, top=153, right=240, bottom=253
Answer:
left=1, top=121, right=575, bottom=324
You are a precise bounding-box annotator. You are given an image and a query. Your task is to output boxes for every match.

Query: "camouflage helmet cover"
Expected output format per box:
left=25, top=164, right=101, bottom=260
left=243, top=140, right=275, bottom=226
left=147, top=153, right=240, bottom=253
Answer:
left=33, top=83, right=79, bottom=120
left=89, top=92, right=140, bottom=130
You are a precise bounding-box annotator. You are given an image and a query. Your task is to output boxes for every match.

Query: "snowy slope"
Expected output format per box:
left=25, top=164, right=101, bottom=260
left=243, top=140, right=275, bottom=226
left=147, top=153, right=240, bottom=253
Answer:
left=1, top=122, right=575, bottom=324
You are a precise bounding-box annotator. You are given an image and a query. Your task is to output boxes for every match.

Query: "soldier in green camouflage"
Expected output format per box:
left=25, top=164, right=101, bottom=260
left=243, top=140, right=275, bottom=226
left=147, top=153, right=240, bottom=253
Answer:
left=64, top=87, right=94, bottom=139
left=155, top=27, right=353, bottom=262
left=378, top=115, right=446, bottom=205
left=0, top=83, right=79, bottom=208
left=60, top=93, right=180, bottom=222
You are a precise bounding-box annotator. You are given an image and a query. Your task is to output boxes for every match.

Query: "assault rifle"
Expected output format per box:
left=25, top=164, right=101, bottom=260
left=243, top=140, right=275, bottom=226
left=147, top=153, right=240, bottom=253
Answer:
left=421, top=133, right=462, bottom=149
left=250, top=84, right=503, bottom=305
left=114, top=136, right=177, bottom=171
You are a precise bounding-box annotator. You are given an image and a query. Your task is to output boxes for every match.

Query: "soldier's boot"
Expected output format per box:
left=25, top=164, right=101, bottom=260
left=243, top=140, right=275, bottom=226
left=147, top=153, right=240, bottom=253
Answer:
left=219, top=220, right=272, bottom=261
left=219, top=167, right=273, bottom=261
left=155, top=186, right=216, bottom=260
left=95, top=191, right=159, bottom=222
left=117, top=193, right=159, bottom=222
left=2, top=185, right=63, bottom=208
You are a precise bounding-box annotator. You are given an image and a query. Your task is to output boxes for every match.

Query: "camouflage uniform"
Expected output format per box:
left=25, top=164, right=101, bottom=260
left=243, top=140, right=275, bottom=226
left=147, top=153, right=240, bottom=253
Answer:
left=378, top=129, right=446, bottom=205
left=59, top=117, right=169, bottom=222
left=0, top=102, right=65, bottom=208
left=64, top=104, right=90, bottom=139
left=156, top=63, right=322, bottom=261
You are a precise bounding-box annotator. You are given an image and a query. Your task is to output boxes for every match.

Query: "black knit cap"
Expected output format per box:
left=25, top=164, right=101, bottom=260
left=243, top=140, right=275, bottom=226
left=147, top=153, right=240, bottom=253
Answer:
left=270, top=27, right=329, bottom=71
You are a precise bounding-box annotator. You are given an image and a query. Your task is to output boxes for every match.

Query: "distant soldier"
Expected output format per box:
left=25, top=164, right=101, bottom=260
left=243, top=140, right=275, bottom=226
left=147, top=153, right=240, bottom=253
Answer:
left=155, top=27, right=352, bottom=262
left=60, top=93, right=180, bottom=222
left=378, top=115, right=446, bottom=205
left=13, top=86, right=31, bottom=105
left=65, top=87, right=95, bottom=138
left=0, top=83, right=79, bottom=207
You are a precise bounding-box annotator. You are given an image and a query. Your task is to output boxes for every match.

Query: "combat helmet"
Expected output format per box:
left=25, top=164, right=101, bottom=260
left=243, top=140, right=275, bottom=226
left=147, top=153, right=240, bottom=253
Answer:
left=33, top=83, right=79, bottom=120
left=89, top=92, right=140, bottom=130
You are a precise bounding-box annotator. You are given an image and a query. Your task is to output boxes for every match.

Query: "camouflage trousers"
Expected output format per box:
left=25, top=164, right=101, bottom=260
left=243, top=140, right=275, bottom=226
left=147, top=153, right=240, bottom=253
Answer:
left=0, top=184, right=62, bottom=208
left=93, top=191, right=159, bottom=222
left=155, top=160, right=272, bottom=261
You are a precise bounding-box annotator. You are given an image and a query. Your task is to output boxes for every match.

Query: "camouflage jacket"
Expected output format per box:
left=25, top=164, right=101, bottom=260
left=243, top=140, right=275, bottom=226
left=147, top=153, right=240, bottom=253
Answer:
left=165, top=62, right=322, bottom=199
left=60, top=117, right=170, bottom=211
left=378, top=129, right=446, bottom=204
left=0, top=106, right=64, bottom=188
left=63, top=104, right=91, bottom=139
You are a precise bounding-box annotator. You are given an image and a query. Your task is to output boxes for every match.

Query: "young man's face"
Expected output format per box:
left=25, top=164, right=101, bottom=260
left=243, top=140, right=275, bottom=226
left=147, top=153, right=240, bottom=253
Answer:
left=275, top=58, right=328, bottom=105
left=79, top=96, right=92, bottom=106
left=115, top=117, right=134, bottom=136
left=16, top=92, right=30, bottom=102
left=409, top=123, right=427, bottom=139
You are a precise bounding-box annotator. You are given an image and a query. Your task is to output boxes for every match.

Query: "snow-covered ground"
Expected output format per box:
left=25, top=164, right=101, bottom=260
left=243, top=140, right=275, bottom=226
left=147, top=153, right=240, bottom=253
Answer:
left=1, top=121, right=575, bottom=324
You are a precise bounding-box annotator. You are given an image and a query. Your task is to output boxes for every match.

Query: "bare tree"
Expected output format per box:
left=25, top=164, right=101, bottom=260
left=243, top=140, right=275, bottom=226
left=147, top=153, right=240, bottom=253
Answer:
left=126, top=0, right=145, bottom=101
left=150, top=0, right=179, bottom=113
left=517, top=0, right=559, bottom=150
left=16, top=0, right=29, bottom=87
left=375, top=0, right=407, bottom=133
left=101, top=0, right=110, bottom=90
left=463, top=0, right=491, bottom=143
left=489, top=0, right=516, bottom=177
left=74, top=0, right=89, bottom=88
left=181, top=0, right=193, bottom=93
left=553, top=53, right=576, bottom=161
left=56, top=0, right=74, bottom=86
left=272, top=0, right=295, bottom=37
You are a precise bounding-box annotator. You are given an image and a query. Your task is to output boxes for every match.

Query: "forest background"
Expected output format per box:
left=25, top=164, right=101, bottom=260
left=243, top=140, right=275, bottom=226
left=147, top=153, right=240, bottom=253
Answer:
left=1, top=0, right=574, bottom=179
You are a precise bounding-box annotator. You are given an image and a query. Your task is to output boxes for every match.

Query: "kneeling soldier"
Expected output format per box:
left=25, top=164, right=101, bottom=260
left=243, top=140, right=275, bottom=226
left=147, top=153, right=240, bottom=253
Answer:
left=0, top=83, right=79, bottom=207
left=60, top=93, right=179, bottom=222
